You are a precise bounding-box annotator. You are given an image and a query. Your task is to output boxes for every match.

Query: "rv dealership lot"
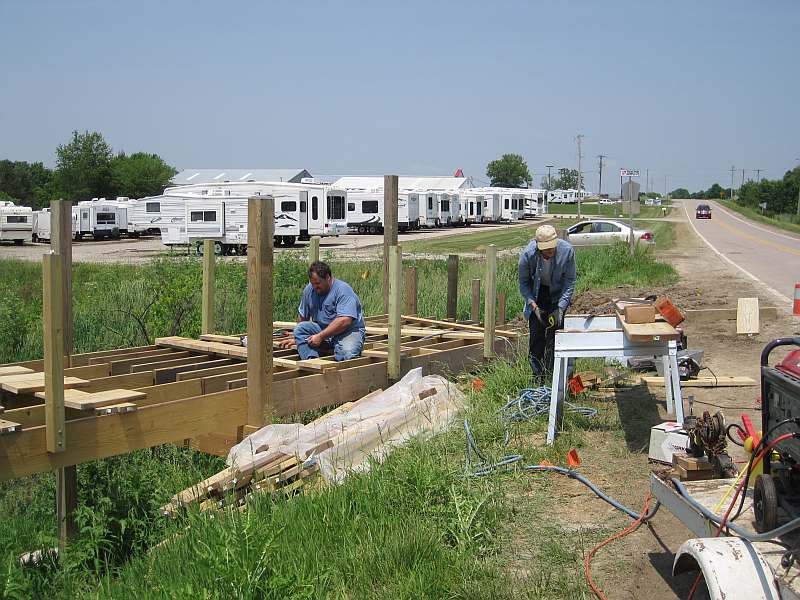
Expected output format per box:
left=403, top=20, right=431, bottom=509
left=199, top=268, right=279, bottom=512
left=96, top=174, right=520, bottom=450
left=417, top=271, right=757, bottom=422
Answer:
left=0, top=218, right=547, bottom=264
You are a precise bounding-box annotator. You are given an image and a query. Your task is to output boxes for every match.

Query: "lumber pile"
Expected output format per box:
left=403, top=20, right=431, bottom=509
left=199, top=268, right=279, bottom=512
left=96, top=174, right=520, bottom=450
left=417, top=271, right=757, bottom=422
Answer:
left=162, top=367, right=466, bottom=516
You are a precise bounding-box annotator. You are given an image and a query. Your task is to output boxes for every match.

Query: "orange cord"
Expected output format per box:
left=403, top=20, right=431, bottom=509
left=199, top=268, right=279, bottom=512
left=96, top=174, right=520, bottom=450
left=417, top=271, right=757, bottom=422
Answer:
left=585, top=492, right=653, bottom=600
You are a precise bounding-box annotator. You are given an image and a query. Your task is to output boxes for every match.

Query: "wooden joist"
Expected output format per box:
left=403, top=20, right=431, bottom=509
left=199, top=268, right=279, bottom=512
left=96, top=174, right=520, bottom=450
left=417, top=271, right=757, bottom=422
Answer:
left=642, top=376, right=757, bottom=388
left=0, top=374, right=89, bottom=395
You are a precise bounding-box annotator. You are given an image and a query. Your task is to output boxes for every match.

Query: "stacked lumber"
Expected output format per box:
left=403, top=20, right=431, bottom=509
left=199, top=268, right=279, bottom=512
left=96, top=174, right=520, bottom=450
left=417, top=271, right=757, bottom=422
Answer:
left=672, top=452, right=715, bottom=482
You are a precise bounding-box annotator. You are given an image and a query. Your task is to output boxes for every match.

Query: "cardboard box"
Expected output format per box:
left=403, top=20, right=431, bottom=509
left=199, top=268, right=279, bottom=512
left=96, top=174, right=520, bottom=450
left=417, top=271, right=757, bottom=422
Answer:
left=648, top=422, right=690, bottom=464
left=624, top=304, right=656, bottom=324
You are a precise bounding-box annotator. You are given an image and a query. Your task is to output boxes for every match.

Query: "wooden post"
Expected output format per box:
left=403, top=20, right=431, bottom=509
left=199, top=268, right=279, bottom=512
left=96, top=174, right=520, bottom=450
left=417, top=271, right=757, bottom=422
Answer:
left=404, top=266, right=418, bottom=315
left=471, top=279, right=481, bottom=323
left=483, top=244, right=497, bottom=359
left=446, top=254, right=459, bottom=320
left=498, top=291, right=507, bottom=326
left=246, top=196, right=274, bottom=431
left=50, top=199, right=77, bottom=544
left=382, top=175, right=399, bottom=312
left=43, top=254, right=65, bottom=454
left=201, top=240, right=215, bottom=335
left=388, top=245, right=402, bottom=382
left=309, top=236, right=320, bottom=264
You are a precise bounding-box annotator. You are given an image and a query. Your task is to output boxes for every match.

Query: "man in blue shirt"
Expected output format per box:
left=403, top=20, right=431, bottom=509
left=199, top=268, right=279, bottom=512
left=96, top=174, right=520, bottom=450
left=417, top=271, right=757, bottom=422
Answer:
left=518, top=224, right=576, bottom=377
left=280, top=261, right=366, bottom=361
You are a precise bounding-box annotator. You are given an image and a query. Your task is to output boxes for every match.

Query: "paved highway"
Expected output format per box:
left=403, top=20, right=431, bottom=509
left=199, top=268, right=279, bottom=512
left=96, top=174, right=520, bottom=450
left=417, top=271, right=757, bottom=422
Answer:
left=681, top=199, right=800, bottom=305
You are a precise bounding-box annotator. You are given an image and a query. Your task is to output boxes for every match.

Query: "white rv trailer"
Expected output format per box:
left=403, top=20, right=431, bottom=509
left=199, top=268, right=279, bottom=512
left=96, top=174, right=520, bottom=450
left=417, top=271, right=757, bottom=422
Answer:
left=126, top=195, right=184, bottom=236
left=32, top=207, right=80, bottom=242
left=158, top=181, right=348, bottom=253
left=344, top=188, right=420, bottom=233
left=436, top=191, right=461, bottom=226
left=0, top=201, right=33, bottom=245
left=522, top=189, right=548, bottom=217
left=74, top=200, right=123, bottom=239
left=548, top=188, right=590, bottom=204
left=458, top=191, right=483, bottom=225
left=466, top=188, right=502, bottom=222
left=413, top=189, right=440, bottom=227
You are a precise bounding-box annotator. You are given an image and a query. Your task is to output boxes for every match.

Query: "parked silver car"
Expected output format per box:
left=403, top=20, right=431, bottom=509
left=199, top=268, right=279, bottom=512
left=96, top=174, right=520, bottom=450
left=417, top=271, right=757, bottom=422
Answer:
left=566, top=219, right=654, bottom=247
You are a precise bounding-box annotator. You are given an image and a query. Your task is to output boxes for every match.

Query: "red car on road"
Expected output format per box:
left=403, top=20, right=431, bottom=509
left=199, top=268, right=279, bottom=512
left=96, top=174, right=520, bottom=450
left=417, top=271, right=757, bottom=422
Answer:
left=695, top=204, right=711, bottom=219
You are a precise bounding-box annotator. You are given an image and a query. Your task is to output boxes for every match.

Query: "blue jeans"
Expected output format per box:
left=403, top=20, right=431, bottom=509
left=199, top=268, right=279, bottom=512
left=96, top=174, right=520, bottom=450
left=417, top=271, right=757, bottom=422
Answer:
left=293, top=321, right=365, bottom=361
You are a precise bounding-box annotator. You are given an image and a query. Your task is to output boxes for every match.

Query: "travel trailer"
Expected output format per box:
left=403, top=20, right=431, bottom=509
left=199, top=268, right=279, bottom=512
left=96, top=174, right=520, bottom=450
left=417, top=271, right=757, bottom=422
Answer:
left=523, top=189, right=548, bottom=217
left=345, top=189, right=420, bottom=233
left=436, top=191, right=461, bottom=226
left=548, top=189, right=590, bottom=204
left=74, top=200, right=123, bottom=239
left=466, top=188, right=502, bottom=222
left=0, top=201, right=33, bottom=245
left=158, top=181, right=348, bottom=253
left=415, top=190, right=441, bottom=227
left=128, top=195, right=186, bottom=236
left=32, top=207, right=79, bottom=242
left=458, top=193, right=483, bottom=225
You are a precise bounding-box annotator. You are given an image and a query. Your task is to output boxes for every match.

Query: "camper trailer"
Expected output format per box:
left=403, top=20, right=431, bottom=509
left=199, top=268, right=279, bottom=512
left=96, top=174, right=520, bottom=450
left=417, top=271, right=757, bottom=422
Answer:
left=0, top=201, right=33, bottom=245
left=74, top=200, right=123, bottom=239
left=458, top=192, right=483, bottom=225
left=415, top=190, right=440, bottom=227
left=523, top=189, right=548, bottom=217
left=32, top=207, right=79, bottom=242
left=128, top=195, right=185, bottom=236
left=548, top=189, right=590, bottom=204
left=345, top=189, right=420, bottom=233
left=437, top=191, right=461, bottom=226
left=467, top=188, right=502, bottom=222
left=158, top=181, right=348, bottom=253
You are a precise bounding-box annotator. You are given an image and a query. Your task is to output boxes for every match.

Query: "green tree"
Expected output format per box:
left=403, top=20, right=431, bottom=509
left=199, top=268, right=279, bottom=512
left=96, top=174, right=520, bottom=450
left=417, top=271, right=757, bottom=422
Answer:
left=54, top=130, right=114, bottom=201
left=0, top=160, right=54, bottom=209
left=552, top=168, right=579, bottom=189
left=111, top=152, right=177, bottom=198
left=486, top=154, right=532, bottom=188
left=670, top=188, right=690, bottom=198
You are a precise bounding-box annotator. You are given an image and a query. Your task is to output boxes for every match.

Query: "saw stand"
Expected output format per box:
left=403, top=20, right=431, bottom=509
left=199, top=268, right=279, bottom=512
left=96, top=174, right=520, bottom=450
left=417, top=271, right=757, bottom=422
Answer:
left=547, top=315, right=684, bottom=444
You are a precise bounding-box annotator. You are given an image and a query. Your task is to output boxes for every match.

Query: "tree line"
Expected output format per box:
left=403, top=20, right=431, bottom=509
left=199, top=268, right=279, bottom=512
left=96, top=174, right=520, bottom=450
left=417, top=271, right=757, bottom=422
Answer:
left=671, top=166, right=799, bottom=217
left=0, top=131, right=177, bottom=210
left=486, top=154, right=583, bottom=189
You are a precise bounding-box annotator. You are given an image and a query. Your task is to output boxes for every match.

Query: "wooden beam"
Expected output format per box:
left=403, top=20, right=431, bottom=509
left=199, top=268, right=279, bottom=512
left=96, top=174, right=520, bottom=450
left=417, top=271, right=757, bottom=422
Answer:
left=400, top=316, right=517, bottom=338
left=382, top=174, right=399, bottom=313
left=309, top=236, right=320, bottom=264
left=684, top=306, right=778, bottom=322
left=446, top=254, right=458, bottom=320
left=388, top=245, right=402, bottom=382
left=483, top=244, right=497, bottom=359
left=0, top=389, right=248, bottom=481
left=470, top=279, right=481, bottom=323
left=405, top=266, right=418, bottom=315
left=201, top=240, right=215, bottom=335
left=246, top=195, right=274, bottom=429
left=69, top=345, right=160, bottom=368
left=737, top=297, right=759, bottom=335
left=42, top=253, right=65, bottom=454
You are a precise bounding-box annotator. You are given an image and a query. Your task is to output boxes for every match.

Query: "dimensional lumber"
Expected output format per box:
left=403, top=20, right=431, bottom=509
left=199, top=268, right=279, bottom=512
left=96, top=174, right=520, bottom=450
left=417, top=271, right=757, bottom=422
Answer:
left=201, top=240, right=215, bottom=335
left=388, top=245, right=402, bottom=381
left=0, top=367, right=34, bottom=376
left=642, top=376, right=757, bottom=388
left=737, top=297, right=760, bottom=335
left=1, top=375, right=89, bottom=395
left=684, top=307, right=778, bottom=322
left=382, top=174, right=399, bottom=313
left=42, top=253, right=66, bottom=454
left=0, top=419, right=21, bottom=435
left=617, top=312, right=681, bottom=342
left=483, top=244, right=497, bottom=359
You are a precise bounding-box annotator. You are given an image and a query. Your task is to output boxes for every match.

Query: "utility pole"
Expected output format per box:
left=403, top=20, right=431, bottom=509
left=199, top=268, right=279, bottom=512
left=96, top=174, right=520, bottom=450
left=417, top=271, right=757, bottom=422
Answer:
left=730, top=165, right=736, bottom=200
left=646, top=168, right=649, bottom=194
left=755, top=169, right=762, bottom=184
left=664, top=175, right=668, bottom=199
left=576, top=134, right=583, bottom=218
left=597, top=154, right=606, bottom=197
left=546, top=165, right=554, bottom=191
left=741, top=168, right=746, bottom=189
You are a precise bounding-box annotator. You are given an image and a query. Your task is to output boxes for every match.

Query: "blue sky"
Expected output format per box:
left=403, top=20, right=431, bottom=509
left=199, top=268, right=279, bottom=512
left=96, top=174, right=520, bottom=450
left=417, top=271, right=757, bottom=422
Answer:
left=1, top=0, right=798, bottom=193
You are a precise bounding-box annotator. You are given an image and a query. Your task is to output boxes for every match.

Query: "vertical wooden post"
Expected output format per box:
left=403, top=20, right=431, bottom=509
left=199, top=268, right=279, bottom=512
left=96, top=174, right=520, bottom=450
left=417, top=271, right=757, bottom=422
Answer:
left=309, top=236, right=320, bottom=264
left=246, top=196, right=274, bottom=431
left=446, top=254, right=459, bottom=320
left=470, top=279, right=481, bottom=323
left=404, top=266, right=418, bottom=315
left=483, top=244, right=497, bottom=359
left=498, top=291, right=507, bottom=326
left=50, top=199, right=76, bottom=545
left=382, top=175, right=399, bottom=313
left=201, top=240, right=215, bottom=335
left=43, top=253, right=65, bottom=454
left=388, top=245, right=402, bottom=382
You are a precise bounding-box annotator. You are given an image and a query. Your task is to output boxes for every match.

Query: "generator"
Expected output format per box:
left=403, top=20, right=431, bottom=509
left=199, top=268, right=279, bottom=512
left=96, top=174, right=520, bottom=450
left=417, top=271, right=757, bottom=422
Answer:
left=756, top=337, right=800, bottom=532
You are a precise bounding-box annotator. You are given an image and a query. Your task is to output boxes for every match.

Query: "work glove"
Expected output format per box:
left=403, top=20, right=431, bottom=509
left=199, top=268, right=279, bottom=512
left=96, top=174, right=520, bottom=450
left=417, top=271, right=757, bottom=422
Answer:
left=547, top=307, right=563, bottom=329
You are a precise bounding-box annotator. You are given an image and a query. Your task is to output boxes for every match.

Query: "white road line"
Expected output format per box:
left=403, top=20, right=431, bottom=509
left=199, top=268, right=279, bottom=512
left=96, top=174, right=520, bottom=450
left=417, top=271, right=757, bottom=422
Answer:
left=711, top=201, right=800, bottom=243
left=681, top=201, right=791, bottom=304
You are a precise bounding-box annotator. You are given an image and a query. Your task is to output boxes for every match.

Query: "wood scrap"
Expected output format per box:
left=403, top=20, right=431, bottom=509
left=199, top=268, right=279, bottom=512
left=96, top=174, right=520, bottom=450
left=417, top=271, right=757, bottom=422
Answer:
left=642, top=376, right=756, bottom=388
left=0, top=419, right=22, bottom=435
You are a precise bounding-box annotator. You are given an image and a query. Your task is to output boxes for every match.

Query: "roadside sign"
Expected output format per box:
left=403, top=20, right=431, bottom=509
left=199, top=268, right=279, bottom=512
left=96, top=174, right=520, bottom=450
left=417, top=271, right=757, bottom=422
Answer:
left=620, top=169, right=640, bottom=177
left=759, top=202, right=767, bottom=210
left=622, top=180, right=641, bottom=203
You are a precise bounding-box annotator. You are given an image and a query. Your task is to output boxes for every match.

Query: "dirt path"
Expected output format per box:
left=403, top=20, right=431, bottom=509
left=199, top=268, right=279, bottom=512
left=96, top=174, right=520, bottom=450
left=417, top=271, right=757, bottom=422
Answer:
left=502, top=207, right=798, bottom=598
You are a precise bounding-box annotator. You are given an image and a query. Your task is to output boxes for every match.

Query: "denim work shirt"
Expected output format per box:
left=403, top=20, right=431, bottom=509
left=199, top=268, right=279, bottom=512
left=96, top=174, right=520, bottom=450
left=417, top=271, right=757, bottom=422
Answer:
left=298, top=279, right=366, bottom=337
left=518, top=238, right=577, bottom=320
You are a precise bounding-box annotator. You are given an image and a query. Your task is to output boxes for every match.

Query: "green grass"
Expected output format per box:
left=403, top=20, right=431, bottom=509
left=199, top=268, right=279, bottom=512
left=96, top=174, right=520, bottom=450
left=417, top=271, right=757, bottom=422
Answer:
left=0, top=250, right=678, bottom=598
left=548, top=202, right=672, bottom=219
left=718, top=199, right=800, bottom=235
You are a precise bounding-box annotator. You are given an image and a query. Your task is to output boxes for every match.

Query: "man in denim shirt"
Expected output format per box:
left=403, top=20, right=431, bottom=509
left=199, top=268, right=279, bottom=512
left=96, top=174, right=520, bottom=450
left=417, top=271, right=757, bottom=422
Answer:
left=279, top=261, right=366, bottom=361
left=518, top=224, right=576, bottom=377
